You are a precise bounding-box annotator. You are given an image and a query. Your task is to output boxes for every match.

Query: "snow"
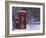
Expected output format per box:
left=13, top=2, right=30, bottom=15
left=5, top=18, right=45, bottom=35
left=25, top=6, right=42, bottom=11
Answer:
left=26, top=24, right=40, bottom=30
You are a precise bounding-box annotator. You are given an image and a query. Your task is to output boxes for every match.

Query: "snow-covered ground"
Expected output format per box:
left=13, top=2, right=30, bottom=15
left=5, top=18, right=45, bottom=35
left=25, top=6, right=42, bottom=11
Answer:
left=26, top=21, right=40, bottom=30
left=13, top=22, right=40, bottom=31
left=26, top=24, right=40, bottom=30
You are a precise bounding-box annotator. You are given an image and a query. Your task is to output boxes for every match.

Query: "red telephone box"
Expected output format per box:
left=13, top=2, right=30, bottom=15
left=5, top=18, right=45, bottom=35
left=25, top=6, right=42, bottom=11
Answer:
left=19, top=10, right=27, bottom=29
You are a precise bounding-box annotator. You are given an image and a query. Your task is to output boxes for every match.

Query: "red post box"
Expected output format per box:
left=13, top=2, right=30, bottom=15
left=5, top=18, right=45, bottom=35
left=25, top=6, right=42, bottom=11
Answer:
left=15, top=17, right=19, bottom=29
